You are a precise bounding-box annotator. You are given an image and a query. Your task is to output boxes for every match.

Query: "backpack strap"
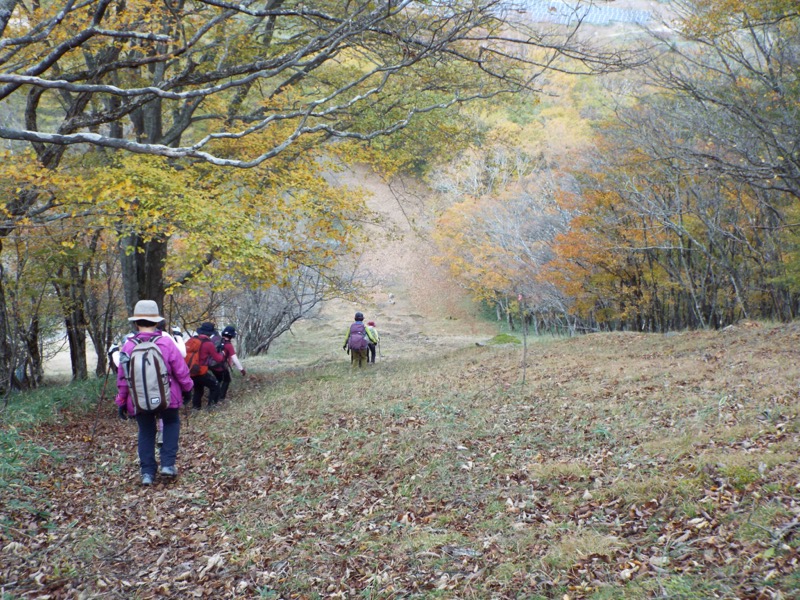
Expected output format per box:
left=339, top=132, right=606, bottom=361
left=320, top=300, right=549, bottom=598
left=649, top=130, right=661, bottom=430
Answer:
left=131, top=333, right=158, bottom=346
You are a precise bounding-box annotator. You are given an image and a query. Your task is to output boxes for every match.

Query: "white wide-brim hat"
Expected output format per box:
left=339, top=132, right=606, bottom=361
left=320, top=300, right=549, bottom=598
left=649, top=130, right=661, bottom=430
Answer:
left=128, top=300, right=164, bottom=323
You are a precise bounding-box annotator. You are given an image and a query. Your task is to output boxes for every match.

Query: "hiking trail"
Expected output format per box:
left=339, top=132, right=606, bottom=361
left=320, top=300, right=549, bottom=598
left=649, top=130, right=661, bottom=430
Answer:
left=265, top=164, right=497, bottom=368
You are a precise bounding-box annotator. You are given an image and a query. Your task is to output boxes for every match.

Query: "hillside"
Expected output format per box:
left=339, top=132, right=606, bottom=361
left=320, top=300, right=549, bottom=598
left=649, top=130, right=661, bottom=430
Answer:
left=11, top=2, right=800, bottom=595
left=12, top=170, right=800, bottom=598
left=260, top=164, right=499, bottom=369
left=4, top=313, right=800, bottom=597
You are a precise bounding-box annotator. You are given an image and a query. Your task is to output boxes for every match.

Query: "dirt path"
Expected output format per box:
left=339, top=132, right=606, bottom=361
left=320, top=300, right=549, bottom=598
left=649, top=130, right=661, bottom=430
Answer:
left=265, top=165, right=497, bottom=367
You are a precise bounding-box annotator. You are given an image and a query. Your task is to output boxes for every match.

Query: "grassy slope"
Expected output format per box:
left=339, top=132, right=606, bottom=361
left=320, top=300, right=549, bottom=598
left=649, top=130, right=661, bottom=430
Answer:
left=2, top=320, right=799, bottom=599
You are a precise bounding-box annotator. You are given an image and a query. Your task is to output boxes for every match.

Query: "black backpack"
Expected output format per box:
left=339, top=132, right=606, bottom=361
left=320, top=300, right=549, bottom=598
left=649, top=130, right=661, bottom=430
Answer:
left=208, top=333, right=224, bottom=368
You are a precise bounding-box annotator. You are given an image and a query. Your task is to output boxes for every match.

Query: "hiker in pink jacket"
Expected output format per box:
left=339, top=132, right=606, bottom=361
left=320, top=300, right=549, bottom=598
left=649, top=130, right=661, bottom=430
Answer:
left=115, top=300, right=194, bottom=486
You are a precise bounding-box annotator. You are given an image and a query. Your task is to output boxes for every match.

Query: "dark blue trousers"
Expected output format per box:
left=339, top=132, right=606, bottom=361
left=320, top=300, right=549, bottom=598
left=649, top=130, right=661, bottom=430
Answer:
left=135, top=408, right=180, bottom=476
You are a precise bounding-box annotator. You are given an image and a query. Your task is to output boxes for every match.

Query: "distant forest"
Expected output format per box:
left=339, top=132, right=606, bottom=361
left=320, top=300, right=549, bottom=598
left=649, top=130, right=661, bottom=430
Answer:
left=433, top=0, right=800, bottom=334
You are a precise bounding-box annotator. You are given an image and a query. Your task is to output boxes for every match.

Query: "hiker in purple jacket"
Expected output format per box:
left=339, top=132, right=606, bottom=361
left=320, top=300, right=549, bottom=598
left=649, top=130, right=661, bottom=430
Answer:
left=343, top=311, right=377, bottom=368
left=115, top=300, right=194, bottom=486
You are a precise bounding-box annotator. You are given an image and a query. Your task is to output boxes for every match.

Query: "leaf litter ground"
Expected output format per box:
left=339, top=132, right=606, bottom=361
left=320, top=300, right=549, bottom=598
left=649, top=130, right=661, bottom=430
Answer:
left=3, top=320, right=800, bottom=598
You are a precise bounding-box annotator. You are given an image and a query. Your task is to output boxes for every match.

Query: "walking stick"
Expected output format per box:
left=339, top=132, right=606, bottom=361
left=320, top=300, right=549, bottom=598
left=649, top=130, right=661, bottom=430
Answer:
left=86, top=361, right=114, bottom=453
left=184, top=390, right=191, bottom=435
left=184, top=392, right=191, bottom=434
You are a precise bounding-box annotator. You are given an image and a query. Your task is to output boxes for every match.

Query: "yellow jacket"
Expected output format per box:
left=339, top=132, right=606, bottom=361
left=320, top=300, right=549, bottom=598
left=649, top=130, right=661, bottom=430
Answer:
left=365, top=325, right=379, bottom=343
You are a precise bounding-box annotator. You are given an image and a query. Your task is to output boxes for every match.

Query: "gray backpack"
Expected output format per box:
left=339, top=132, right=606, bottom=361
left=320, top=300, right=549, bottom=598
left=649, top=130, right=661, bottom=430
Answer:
left=120, top=336, right=171, bottom=413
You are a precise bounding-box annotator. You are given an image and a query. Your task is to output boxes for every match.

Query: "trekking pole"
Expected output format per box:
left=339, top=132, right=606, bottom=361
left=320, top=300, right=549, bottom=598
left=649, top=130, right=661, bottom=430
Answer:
left=184, top=392, right=191, bottom=434
left=86, top=361, right=114, bottom=453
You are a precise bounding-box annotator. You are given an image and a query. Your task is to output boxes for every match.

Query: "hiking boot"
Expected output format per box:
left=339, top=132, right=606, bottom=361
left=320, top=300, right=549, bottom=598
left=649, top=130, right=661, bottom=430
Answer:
left=141, top=473, right=154, bottom=486
left=160, top=466, right=178, bottom=478
left=156, top=430, right=163, bottom=448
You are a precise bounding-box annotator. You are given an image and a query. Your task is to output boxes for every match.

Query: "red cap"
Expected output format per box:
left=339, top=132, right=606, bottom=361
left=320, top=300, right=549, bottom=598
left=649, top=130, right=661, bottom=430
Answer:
left=368, top=321, right=376, bottom=326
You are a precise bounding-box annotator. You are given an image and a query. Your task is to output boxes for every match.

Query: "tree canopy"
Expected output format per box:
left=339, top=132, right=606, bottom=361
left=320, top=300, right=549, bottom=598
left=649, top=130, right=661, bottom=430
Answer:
left=0, top=0, right=634, bottom=386
left=0, top=0, right=628, bottom=166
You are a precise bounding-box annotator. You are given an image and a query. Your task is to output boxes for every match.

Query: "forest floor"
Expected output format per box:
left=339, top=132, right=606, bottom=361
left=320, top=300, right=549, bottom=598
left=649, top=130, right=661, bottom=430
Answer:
left=5, top=167, right=800, bottom=599
left=4, top=320, right=800, bottom=599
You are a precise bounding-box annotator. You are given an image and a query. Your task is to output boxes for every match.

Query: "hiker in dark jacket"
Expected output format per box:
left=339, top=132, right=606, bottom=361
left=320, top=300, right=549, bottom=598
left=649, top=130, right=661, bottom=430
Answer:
left=343, top=312, right=377, bottom=368
left=115, top=300, right=193, bottom=486
left=211, top=325, right=247, bottom=401
left=188, top=322, right=225, bottom=410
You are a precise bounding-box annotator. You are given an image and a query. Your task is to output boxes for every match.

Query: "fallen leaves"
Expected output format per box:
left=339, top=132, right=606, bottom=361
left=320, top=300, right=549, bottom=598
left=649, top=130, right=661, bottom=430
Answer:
left=3, top=324, right=800, bottom=598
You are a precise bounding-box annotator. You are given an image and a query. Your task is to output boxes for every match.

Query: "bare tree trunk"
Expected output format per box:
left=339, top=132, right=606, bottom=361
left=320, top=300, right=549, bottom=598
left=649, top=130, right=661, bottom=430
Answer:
left=0, top=0, right=18, bottom=38
left=53, top=267, right=89, bottom=381
left=0, top=253, right=15, bottom=393
left=25, top=316, right=42, bottom=386
left=120, top=70, right=170, bottom=313
left=120, top=234, right=167, bottom=314
left=65, top=317, right=87, bottom=380
left=84, top=232, right=119, bottom=377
